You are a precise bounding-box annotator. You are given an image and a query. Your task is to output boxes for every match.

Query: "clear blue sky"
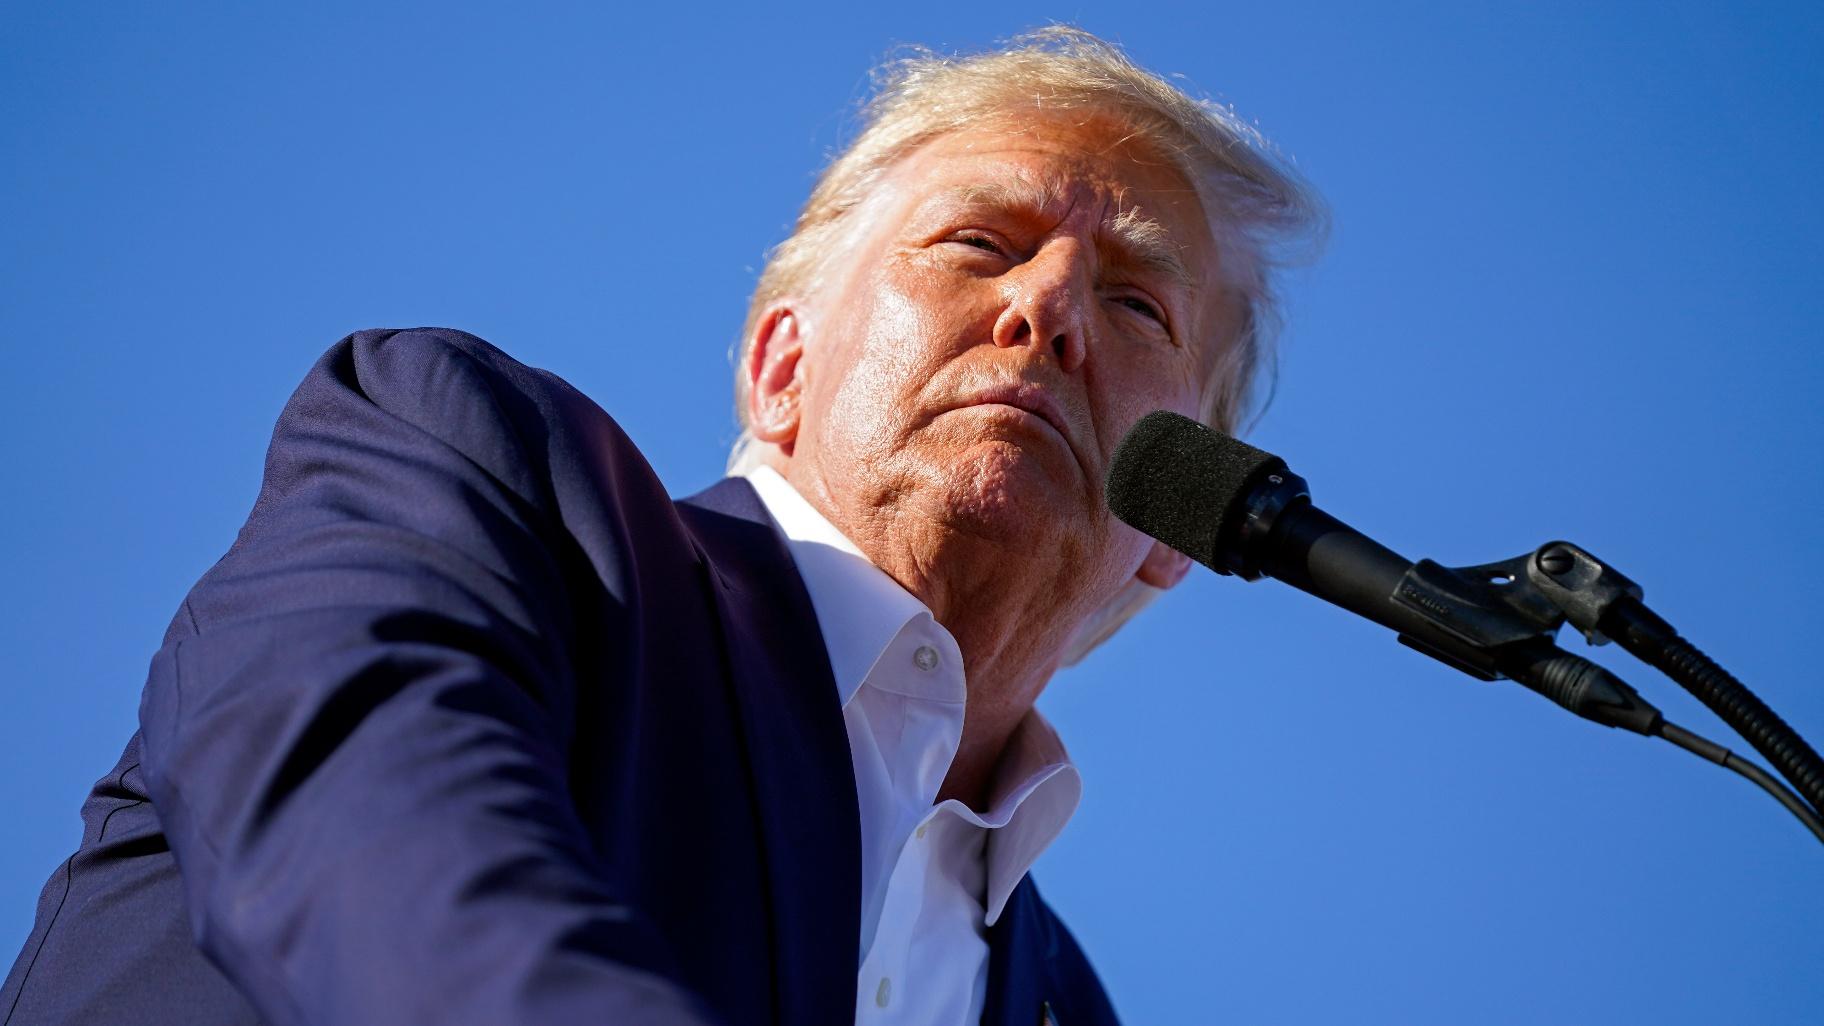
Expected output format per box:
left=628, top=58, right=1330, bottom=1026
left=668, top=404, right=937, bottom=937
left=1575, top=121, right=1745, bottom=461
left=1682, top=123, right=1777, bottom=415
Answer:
left=4, top=2, right=1820, bottom=1022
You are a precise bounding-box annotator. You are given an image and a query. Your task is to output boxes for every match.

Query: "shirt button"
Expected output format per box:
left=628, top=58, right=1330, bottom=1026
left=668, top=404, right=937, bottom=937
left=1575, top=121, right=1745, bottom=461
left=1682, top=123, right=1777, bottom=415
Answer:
left=875, top=975, right=892, bottom=1008
left=913, top=645, right=939, bottom=671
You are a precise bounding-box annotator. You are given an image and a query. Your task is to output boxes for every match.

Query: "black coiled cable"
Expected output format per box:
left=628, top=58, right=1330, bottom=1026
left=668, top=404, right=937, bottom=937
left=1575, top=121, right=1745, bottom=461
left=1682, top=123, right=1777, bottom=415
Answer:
left=1602, top=596, right=1824, bottom=816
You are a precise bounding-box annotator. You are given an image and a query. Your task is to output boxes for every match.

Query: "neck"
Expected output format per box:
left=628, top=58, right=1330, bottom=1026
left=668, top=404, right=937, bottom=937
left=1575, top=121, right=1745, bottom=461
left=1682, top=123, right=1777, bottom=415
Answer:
left=771, top=453, right=1096, bottom=810
left=917, top=547, right=1071, bottom=809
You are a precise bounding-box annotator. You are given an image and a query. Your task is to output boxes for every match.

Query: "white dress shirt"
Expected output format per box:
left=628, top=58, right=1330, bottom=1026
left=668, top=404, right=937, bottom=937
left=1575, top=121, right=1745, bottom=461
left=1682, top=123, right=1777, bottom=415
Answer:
left=742, top=466, right=1083, bottom=1026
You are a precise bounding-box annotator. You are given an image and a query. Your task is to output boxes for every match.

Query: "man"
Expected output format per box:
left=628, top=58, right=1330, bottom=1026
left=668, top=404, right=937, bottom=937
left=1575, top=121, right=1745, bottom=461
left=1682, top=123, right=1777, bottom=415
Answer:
left=2, top=27, right=1318, bottom=1026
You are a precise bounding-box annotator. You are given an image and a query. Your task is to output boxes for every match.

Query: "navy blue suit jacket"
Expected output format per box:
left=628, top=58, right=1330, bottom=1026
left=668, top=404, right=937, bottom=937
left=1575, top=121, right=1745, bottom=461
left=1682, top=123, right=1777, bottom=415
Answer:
left=3, top=329, right=1119, bottom=1026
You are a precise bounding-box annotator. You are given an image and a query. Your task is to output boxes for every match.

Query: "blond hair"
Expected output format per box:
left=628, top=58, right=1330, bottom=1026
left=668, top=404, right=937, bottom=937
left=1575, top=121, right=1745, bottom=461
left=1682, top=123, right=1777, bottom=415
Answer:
left=730, top=26, right=1325, bottom=663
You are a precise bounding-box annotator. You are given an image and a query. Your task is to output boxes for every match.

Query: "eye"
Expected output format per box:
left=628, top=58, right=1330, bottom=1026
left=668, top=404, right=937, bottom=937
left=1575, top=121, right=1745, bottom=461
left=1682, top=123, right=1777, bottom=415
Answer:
left=1113, top=294, right=1166, bottom=325
left=944, top=231, right=1007, bottom=256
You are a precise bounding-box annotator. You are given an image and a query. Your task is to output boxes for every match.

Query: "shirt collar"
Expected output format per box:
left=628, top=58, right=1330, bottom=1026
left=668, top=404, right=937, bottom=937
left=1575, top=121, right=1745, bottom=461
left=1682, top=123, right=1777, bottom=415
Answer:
left=973, top=713, right=1082, bottom=926
left=742, top=465, right=1082, bottom=926
left=742, top=465, right=933, bottom=706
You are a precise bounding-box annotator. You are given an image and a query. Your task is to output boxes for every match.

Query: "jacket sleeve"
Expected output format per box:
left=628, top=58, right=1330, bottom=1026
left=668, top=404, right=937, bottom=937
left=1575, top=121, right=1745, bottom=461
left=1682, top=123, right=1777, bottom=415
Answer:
left=137, top=328, right=720, bottom=1025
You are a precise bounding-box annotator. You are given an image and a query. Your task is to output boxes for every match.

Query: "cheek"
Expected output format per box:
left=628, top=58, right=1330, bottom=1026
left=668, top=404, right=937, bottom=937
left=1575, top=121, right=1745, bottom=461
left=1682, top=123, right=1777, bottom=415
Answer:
left=864, top=263, right=998, bottom=383
left=815, top=271, right=960, bottom=451
left=857, top=284, right=943, bottom=390
left=1100, top=345, right=1204, bottom=434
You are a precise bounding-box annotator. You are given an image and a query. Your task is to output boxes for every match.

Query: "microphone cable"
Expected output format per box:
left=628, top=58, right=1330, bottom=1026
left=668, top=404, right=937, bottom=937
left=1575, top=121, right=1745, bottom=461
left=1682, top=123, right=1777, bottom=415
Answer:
left=1490, top=637, right=1822, bottom=845
left=1600, top=596, right=1824, bottom=823
left=1653, top=720, right=1824, bottom=845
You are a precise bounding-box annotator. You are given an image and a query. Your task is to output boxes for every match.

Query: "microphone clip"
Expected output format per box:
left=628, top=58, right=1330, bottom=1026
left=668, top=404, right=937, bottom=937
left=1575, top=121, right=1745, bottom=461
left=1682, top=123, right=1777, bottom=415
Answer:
left=1387, top=542, right=1644, bottom=683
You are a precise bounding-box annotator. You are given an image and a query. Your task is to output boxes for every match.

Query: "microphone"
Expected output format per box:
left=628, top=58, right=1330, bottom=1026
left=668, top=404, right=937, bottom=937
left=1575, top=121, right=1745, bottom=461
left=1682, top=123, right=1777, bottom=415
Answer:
left=1105, top=410, right=1661, bottom=734
left=1106, top=415, right=1824, bottom=843
left=1105, top=410, right=1417, bottom=637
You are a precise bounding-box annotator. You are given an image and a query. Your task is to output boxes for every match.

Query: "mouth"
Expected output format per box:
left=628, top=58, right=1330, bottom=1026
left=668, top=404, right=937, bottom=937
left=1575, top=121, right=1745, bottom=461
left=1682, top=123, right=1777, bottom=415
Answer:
left=956, top=383, right=1077, bottom=455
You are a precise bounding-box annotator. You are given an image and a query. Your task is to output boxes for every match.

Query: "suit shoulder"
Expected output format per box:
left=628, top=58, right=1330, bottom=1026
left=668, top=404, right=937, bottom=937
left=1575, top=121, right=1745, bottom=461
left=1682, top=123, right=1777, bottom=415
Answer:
left=282, top=327, right=658, bottom=508
left=327, top=326, right=591, bottom=433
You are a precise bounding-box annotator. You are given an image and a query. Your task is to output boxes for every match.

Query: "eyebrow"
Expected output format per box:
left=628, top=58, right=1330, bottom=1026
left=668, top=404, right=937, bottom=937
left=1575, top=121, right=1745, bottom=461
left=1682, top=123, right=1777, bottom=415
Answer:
left=933, top=178, right=1196, bottom=291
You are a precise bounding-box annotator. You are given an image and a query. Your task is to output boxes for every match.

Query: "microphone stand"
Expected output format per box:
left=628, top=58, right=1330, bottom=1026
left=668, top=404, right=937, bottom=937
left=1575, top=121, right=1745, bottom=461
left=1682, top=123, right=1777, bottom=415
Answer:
left=1370, top=538, right=1824, bottom=844
left=1102, top=411, right=1822, bottom=843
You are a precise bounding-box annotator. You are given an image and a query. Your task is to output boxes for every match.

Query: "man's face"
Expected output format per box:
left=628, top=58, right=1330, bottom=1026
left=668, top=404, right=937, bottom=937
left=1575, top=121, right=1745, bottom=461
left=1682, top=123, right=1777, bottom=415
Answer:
left=767, top=116, right=1238, bottom=602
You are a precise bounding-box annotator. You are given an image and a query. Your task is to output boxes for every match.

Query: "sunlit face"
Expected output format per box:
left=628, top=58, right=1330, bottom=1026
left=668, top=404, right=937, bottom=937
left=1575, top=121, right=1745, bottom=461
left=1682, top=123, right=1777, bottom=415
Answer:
left=776, top=116, right=1239, bottom=593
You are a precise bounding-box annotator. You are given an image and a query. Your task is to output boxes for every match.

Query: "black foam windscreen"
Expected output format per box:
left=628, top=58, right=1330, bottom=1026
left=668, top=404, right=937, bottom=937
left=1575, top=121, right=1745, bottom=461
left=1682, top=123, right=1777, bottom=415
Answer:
left=1105, top=410, right=1283, bottom=571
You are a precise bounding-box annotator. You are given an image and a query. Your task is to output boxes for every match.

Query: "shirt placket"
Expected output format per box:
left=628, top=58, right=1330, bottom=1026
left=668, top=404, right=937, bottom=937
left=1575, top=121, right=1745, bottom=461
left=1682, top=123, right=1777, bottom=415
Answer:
left=856, top=808, right=942, bottom=1022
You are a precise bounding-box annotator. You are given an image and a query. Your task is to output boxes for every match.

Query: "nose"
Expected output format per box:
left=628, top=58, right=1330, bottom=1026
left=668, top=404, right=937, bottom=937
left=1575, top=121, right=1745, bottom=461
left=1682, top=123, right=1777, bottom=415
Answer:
left=990, top=242, right=1089, bottom=373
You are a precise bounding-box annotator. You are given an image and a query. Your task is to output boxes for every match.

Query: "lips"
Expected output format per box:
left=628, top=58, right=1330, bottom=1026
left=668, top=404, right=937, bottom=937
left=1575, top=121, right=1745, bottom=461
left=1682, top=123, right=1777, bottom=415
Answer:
left=959, top=382, right=1075, bottom=451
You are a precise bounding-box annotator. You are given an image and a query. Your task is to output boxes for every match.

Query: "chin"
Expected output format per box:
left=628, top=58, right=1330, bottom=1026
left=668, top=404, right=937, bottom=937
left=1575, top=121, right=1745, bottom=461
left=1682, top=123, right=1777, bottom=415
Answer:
left=926, top=440, right=1080, bottom=542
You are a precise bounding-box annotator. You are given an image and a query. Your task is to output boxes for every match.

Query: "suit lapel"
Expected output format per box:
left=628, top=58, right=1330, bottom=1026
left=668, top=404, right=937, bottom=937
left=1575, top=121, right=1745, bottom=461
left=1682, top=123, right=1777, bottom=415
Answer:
left=676, top=478, right=861, bottom=1026
left=982, top=875, right=1054, bottom=1026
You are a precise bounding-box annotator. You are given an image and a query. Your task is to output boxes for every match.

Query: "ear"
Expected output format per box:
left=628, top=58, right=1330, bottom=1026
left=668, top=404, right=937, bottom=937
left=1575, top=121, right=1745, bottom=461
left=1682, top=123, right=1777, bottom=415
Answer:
left=1135, top=539, right=1192, bottom=590
left=744, top=301, right=808, bottom=449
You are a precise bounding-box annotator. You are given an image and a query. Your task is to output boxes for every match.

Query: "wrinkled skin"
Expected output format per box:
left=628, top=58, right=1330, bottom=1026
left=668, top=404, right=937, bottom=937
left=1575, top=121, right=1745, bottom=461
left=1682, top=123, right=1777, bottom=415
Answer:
left=746, top=115, right=1242, bottom=806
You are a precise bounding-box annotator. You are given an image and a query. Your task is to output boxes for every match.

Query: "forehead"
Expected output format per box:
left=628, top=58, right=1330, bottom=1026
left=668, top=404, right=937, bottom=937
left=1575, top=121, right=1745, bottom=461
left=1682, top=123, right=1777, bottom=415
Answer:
left=882, top=119, right=1210, bottom=239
